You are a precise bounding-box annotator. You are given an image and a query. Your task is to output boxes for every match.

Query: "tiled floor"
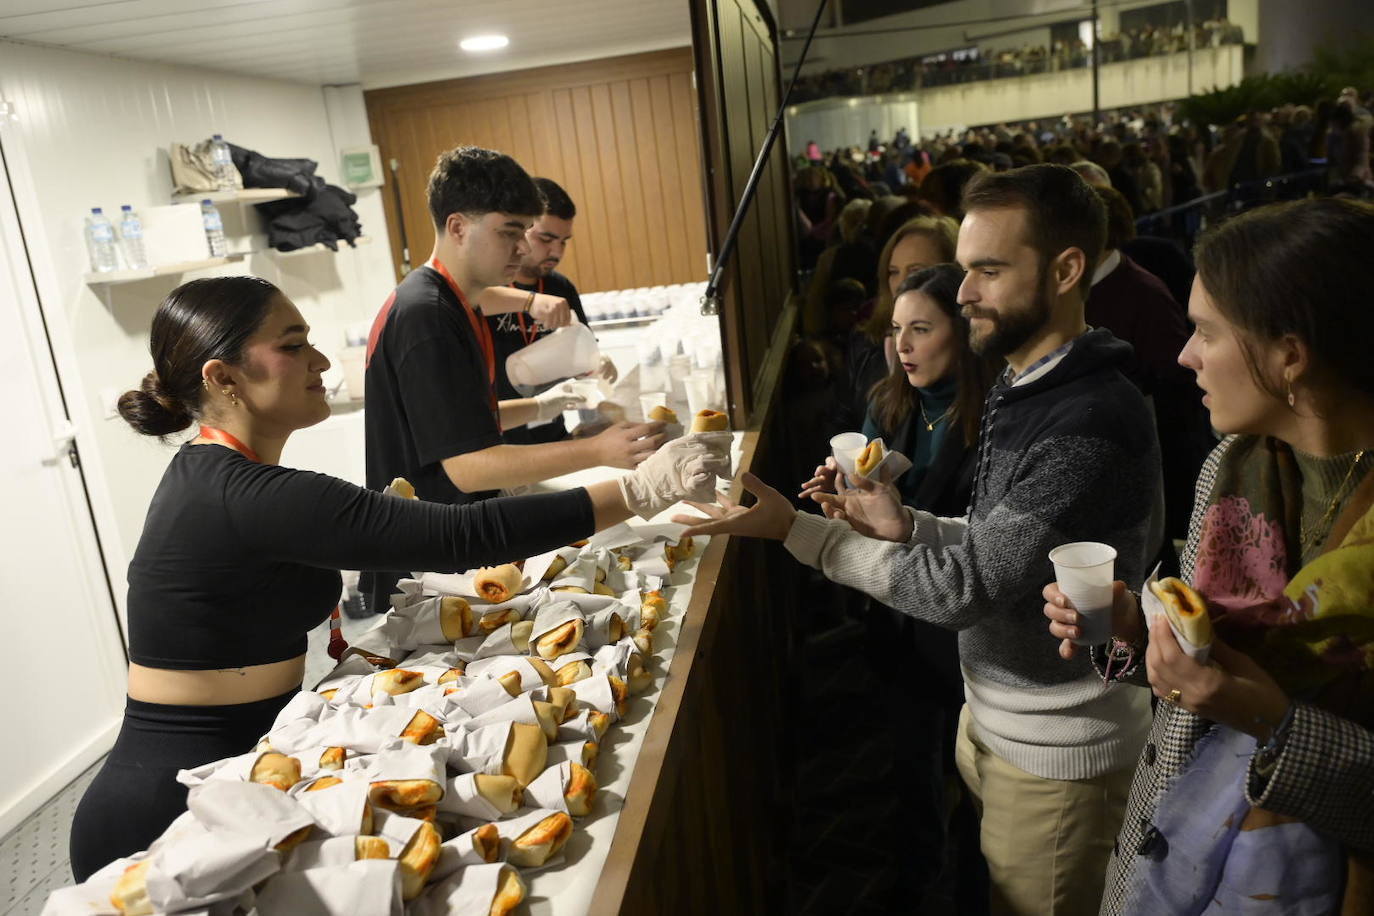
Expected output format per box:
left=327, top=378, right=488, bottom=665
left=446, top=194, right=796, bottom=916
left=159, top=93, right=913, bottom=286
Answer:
left=0, top=609, right=379, bottom=915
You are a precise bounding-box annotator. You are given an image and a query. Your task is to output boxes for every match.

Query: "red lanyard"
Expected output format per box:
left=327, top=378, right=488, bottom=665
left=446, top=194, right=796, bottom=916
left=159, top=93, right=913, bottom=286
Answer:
left=512, top=277, right=545, bottom=347
left=198, top=425, right=261, bottom=463
left=428, top=259, right=498, bottom=410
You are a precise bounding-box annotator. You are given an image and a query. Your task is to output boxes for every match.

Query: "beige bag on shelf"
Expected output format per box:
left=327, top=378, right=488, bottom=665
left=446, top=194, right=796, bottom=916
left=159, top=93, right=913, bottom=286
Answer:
left=169, top=140, right=240, bottom=195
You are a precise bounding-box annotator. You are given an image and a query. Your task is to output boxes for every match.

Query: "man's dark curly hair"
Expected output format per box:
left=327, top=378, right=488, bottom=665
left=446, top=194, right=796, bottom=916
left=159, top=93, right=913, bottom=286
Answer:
left=426, top=146, right=542, bottom=229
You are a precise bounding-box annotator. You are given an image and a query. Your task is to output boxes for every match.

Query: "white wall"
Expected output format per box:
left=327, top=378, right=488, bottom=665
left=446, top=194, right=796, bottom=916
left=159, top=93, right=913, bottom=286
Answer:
left=0, top=40, right=396, bottom=625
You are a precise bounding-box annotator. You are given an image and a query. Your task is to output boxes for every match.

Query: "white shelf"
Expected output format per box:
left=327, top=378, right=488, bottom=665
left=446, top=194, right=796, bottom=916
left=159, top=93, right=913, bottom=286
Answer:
left=270, top=236, right=373, bottom=257
left=171, top=188, right=301, bottom=204
left=588, top=315, right=659, bottom=329
left=83, top=253, right=246, bottom=286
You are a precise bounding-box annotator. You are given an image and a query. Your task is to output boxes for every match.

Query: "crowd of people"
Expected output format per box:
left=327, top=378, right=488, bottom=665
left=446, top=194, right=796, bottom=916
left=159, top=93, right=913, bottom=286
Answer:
left=791, top=18, right=1246, bottom=103
left=755, top=77, right=1374, bottom=912
left=797, top=84, right=1374, bottom=246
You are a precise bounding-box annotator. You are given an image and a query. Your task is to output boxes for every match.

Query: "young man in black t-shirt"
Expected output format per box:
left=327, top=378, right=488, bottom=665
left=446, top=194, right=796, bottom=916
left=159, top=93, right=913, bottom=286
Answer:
left=362, top=147, right=663, bottom=609
left=480, top=178, right=618, bottom=444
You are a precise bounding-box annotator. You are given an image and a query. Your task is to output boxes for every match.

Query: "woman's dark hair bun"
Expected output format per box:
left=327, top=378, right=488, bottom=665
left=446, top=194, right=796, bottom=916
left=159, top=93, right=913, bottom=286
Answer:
left=117, top=371, right=194, bottom=438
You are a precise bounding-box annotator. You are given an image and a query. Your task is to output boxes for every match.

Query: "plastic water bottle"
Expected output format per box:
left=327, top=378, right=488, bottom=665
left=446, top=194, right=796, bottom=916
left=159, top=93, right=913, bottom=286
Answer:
left=117, top=205, right=148, bottom=269
left=201, top=200, right=228, bottom=257
left=210, top=134, right=236, bottom=191
left=84, top=208, right=118, bottom=273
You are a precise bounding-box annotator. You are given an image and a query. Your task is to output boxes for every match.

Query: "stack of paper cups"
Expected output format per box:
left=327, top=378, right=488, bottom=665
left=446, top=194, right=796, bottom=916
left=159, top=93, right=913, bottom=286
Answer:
left=1048, top=542, right=1117, bottom=646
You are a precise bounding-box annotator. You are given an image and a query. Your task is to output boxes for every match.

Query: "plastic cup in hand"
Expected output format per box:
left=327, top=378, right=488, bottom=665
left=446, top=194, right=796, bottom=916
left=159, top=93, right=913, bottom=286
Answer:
left=1048, top=542, right=1117, bottom=646
left=830, top=432, right=867, bottom=480
left=506, top=323, right=599, bottom=387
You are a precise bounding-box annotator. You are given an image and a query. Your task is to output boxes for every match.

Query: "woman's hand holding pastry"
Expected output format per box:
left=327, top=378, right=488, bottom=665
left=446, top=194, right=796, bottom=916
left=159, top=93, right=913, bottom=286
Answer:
left=1043, top=581, right=1141, bottom=660
left=1145, top=618, right=1291, bottom=739
left=671, top=472, right=797, bottom=541
left=798, top=458, right=839, bottom=500
left=811, top=471, right=911, bottom=542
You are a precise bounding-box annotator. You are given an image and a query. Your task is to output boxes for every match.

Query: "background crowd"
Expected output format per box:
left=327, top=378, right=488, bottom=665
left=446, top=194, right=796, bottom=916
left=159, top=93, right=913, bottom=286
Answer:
left=791, top=18, right=1245, bottom=102
left=772, top=78, right=1374, bottom=911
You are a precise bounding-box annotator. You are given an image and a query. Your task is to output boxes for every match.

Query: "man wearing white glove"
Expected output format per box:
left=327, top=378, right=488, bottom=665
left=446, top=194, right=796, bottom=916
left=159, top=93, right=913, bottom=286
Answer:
left=477, top=177, right=618, bottom=444
left=532, top=381, right=587, bottom=422
left=365, top=149, right=662, bottom=612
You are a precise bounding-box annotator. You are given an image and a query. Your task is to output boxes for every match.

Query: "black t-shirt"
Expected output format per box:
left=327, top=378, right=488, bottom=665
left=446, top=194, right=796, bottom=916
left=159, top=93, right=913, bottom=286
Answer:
left=486, top=270, right=590, bottom=445
left=127, top=444, right=594, bottom=670
left=365, top=266, right=502, bottom=505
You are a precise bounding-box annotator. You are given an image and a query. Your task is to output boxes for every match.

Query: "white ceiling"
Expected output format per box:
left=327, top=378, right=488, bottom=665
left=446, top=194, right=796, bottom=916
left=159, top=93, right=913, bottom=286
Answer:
left=0, top=0, right=693, bottom=89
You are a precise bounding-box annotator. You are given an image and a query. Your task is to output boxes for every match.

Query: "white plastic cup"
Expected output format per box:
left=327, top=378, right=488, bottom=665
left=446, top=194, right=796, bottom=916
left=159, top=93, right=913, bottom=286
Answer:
left=684, top=370, right=716, bottom=416
left=1048, top=542, right=1117, bottom=646
left=506, top=323, right=600, bottom=387
left=830, top=432, right=867, bottom=479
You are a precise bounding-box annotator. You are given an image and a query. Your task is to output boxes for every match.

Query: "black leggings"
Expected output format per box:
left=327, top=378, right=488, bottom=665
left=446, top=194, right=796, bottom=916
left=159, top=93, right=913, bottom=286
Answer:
left=69, top=688, right=297, bottom=882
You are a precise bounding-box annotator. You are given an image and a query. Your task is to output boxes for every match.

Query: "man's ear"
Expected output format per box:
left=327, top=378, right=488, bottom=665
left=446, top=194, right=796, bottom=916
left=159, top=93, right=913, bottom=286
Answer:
left=1054, top=247, right=1088, bottom=295
left=444, top=212, right=470, bottom=245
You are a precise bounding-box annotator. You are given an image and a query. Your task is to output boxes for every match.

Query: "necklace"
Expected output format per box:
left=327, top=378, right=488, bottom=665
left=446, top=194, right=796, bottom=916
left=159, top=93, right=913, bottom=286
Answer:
left=919, top=399, right=951, bottom=432
left=1301, top=449, right=1366, bottom=555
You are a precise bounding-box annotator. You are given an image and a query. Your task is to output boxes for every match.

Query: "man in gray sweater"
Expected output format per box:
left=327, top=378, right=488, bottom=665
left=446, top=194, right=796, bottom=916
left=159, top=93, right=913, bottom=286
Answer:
left=678, top=165, right=1162, bottom=915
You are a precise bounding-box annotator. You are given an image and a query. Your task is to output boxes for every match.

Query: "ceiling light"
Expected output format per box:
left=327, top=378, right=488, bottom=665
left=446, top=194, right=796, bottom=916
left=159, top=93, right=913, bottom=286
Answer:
left=460, top=35, right=509, bottom=52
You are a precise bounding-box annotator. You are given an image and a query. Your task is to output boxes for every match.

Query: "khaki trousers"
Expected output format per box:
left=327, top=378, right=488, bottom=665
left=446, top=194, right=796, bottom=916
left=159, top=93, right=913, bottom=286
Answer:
left=955, top=705, right=1132, bottom=916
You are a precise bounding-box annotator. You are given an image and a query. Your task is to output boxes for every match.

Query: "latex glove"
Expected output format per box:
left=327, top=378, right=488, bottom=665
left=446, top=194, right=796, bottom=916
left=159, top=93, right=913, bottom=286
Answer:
left=534, top=382, right=587, bottom=422
left=617, top=434, right=733, bottom=519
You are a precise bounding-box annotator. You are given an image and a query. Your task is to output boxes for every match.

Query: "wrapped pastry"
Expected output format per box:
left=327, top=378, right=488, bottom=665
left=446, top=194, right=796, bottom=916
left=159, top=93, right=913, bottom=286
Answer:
left=372, top=668, right=426, bottom=698
left=474, top=564, right=523, bottom=603
left=633, top=627, right=653, bottom=657
left=355, top=836, right=390, bottom=860
left=609, top=675, right=629, bottom=718
left=305, top=775, right=343, bottom=793
left=472, top=774, right=524, bottom=816
left=543, top=686, right=578, bottom=722
left=593, top=582, right=616, bottom=596
left=110, top=861, right=151, bottom=915
left=552, top=585, right=588, bottom=594
left=648, top=404, right=679, bottom=424
left=440, top=772, right=523, bottom=819
left=1149, top=576, right=1214, bottom=648
left=536, top=619, right=585, bottom=660
left=855, top=439, right=886, bottom=477
left=545, top=739, right=599, bottom=771
left=640, top=590, right=666, bottom=630
left=441, top=596, right=473, bottom=640
left=475, top=605, right=520, bottom=634
left=412, top=864, right=525, bottom=916
left=250, top=752, right=302, bottom=793
left=399, top=821, right=442, bottom=901
left=387, top=477, right=416, bottom=499
left=437, top=665, right=466, bottom=684
left=690, top=408, right=728, bottom=432
left=400, top=710, right=443, bottom=745
left=554, top=659, right=593, bottom=686
left=626, top=652, right=653, bottom=695
left=318, top=746, right=346, bottom=771
left=505, top=810, right=575, bottom=867
left=503, top=721, right=549, bottom=787
left=525, top=761, right=599, bottom=817
left=584, top=609, right=626, bottom=650
left=369, top=777, right=443, bottom=811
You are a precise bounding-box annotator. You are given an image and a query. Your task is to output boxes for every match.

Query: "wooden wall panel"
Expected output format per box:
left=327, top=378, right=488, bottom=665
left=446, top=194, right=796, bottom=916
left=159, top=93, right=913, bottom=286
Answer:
left=690, top=0, right=796, bottom=424
left=364, top=48, right=708, bottom=292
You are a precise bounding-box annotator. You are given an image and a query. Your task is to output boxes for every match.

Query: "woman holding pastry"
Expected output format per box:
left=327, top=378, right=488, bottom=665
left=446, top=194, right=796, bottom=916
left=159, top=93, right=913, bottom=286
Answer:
left=1041, top=198, right=1374, bottom=913
left=69, top=276, right=729, bottom=880
left=805, top=261, right=997, bottom=907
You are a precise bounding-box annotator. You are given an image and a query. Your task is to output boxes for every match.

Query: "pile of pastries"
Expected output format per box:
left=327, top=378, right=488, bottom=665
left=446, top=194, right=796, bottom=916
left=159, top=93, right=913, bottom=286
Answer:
left=49, top=515, right=694, bottom=916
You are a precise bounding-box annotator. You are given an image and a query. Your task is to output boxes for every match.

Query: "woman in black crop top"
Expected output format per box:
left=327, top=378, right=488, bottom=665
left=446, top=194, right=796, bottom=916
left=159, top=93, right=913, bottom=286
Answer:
left=70, top=276, right=726, bottom=880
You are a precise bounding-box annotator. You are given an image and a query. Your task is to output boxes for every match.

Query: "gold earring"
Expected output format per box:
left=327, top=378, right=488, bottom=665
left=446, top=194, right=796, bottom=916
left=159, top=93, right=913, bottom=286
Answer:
left=202, top=378, right=209, bottom=392
left=1286, top=379, right=1296, bottom=409
left=221, top=388, right=239, bottom=407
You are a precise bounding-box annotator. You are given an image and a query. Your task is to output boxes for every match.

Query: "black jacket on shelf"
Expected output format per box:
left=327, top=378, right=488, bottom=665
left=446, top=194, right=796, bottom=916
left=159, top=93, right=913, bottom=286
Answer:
left=225, top=141, right=363, bottom=251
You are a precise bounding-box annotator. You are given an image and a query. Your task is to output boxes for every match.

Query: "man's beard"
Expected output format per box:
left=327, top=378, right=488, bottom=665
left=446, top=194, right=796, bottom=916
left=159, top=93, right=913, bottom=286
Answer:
left=967, top=271, right=1052, bottom=359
